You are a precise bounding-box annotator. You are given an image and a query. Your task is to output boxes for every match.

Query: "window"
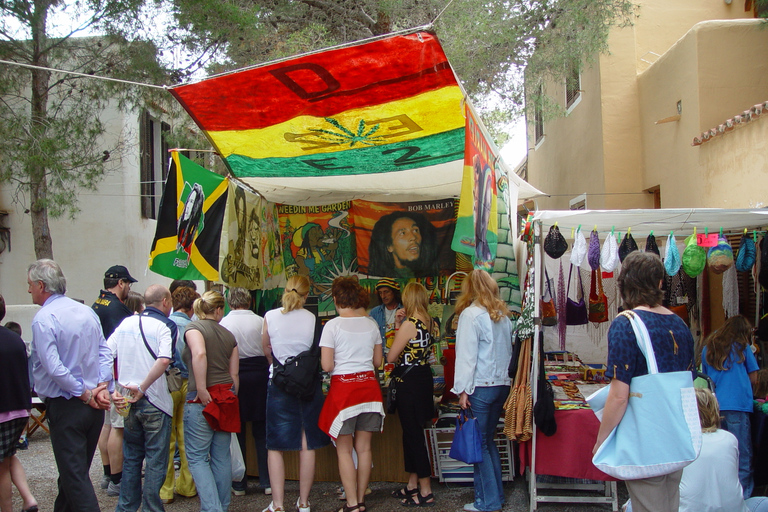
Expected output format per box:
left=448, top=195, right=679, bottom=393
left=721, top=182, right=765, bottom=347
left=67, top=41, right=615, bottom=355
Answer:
left=139, top=111, right=170, bottom=219
left=534, top=85, right=544, bottom=144
left=565, top=66, right=581, bottom=109
left=569, top=193, right=587, bottom=210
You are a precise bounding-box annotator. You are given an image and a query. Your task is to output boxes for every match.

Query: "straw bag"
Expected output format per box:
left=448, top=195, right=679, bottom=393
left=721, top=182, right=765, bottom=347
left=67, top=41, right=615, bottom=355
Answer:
left=504, top=336, right=532, bottom=442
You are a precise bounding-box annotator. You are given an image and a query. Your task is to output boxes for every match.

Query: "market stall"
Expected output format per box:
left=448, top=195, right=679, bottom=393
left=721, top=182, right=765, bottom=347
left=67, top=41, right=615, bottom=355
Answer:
left=150, top=28, right=546, bottom=484
left=522, top=208, right=768, bottom=512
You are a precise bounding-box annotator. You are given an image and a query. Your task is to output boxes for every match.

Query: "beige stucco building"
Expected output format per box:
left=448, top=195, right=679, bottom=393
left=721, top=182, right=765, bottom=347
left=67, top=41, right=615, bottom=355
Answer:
left=526, top=1, right=768, bottom=210
left=0, top=104, right=183, bottom=310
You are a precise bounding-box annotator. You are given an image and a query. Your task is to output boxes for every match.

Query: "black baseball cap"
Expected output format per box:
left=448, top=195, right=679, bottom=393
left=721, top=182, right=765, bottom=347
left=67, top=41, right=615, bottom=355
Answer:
left=105, top=265, right=137, bottom=283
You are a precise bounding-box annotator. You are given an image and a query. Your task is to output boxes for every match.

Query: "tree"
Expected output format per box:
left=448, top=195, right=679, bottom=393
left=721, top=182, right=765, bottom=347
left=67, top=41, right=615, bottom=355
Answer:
left=0, top=0, right=169, bottom=259
left=169, top=0, right=637, bottom=141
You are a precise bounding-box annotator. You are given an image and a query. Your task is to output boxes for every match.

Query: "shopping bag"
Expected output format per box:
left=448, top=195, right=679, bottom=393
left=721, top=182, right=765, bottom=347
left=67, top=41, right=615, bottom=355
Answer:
left=231, top=433, right=246, bottom=482
left=588, top=311, right=701, bottom=480
left=449, top=407, right=483, bottom=464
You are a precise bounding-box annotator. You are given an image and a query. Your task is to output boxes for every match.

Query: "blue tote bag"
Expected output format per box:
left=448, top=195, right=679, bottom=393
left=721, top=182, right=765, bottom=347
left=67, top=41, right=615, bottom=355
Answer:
left=449, top=407, right=483, bottom=464
left=587, top=310, right=701, bottom=480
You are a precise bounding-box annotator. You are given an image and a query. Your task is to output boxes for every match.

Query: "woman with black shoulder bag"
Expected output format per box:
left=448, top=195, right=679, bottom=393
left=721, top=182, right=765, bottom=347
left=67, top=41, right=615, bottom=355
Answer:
left=387, top=282, right=436, bottom=508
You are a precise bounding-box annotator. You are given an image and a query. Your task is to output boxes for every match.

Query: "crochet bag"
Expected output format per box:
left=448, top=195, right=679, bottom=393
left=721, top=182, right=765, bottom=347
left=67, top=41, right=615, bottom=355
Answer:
left=682, top=234, right=707, bottom=277
left=544, top=225, right=568, bottom=259
left=588, top=229, right=601, bottom=270
left=645, top=234, right=660, bottom=256
left=619, top=233, right=638, bottom=262
left=588, top=270, right=609, bottom=323
left=565, top=265, right=588, bottom=326
left=541, top=268, right=558, bottom=327
left=735, top=234, right=757, bottom=272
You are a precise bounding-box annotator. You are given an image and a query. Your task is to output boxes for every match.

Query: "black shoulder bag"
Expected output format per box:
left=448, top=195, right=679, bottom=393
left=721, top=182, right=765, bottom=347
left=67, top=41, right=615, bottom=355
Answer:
left=271, top=319, right=322, bottom=402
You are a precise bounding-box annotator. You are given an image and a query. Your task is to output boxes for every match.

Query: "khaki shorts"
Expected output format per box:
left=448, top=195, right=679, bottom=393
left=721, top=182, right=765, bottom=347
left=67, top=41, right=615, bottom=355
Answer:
left=103, top=400, right=124, bottom=429
left=338, top=413, right=382, bottom=436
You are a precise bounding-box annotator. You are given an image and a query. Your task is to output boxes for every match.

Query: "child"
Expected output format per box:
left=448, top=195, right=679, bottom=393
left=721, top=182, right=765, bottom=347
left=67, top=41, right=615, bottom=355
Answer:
left=701, top=315, right=760, bottom=499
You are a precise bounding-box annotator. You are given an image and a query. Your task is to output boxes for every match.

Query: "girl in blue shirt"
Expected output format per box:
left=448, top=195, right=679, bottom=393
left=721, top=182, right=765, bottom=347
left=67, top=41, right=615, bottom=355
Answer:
left=701, top=315, right=760, bottom=498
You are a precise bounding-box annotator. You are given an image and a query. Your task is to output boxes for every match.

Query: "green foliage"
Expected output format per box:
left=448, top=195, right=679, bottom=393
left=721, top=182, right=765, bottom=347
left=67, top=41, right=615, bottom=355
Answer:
left=169, top=0, right=637, bottom=142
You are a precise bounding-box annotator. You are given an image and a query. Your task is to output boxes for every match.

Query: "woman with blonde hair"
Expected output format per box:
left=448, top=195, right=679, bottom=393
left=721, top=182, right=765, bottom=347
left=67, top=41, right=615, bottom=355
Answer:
left=451, top=270, right=513, bottom=512
left=182, top=291, right=239, bottom=512
left=262, top=275, right=329, bottom=512
left=386, top=282, right=436, bottom=507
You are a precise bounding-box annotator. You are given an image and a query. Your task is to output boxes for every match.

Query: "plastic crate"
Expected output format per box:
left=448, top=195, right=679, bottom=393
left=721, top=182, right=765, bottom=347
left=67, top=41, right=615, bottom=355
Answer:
left=425, top=423, right=515, bottom=483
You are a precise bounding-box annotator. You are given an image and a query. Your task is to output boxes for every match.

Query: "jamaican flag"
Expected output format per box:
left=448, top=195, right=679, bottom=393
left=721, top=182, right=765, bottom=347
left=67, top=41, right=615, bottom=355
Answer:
left=148, top=152, right=228, bottom=281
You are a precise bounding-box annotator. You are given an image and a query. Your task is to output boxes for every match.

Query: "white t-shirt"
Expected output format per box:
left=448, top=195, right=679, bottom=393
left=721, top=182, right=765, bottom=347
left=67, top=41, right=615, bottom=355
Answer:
left=107, top=315, right=173, bottom=416
left=319, top=316, right=381, bottom=376
left=220, top=309, right=265, bottom=359
left=679, top=429, right=749, bottom=512
left=264, top=308, right=316, bottom=376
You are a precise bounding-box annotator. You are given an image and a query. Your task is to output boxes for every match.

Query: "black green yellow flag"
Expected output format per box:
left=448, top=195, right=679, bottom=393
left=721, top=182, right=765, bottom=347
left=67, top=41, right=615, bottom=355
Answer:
left=148, top=152, right=228, bottom=281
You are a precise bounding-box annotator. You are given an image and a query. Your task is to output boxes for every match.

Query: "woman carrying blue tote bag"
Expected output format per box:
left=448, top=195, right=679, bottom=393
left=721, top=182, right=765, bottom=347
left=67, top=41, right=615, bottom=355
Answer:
left=449, top=408, right=483, bottom=464
left=590, top=252, right=699, bottom=512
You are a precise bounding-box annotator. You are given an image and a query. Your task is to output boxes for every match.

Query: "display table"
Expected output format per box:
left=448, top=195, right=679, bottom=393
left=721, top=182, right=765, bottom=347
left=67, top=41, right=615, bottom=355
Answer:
left=519, top=409, right=618, bottom=512
left=244, top=412, right=411, bottom=482
left=519, top=409, right=615, bottom=481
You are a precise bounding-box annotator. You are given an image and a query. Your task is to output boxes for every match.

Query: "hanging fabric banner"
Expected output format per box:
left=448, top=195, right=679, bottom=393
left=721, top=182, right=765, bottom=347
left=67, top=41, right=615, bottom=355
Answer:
left=278, top=201, right=356, bottom=298
left=148, top=152, right=228, bottom=281
left=353, top=199, right=457, bottom=278
left=168, top=31, right=465, bottom=182
left=219, top=182, right=285, bottom=290
left=451, top=104, right=498, bottom=270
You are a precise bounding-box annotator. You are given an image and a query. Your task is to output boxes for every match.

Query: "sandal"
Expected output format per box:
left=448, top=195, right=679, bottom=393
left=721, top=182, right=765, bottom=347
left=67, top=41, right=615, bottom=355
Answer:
left=391, top=487, right=418, bottom=500
left=401, top=493, right=436, bottom=508
left=359, top=502, right=366, bottom=512
left=336, top=505, right=362, bottom=512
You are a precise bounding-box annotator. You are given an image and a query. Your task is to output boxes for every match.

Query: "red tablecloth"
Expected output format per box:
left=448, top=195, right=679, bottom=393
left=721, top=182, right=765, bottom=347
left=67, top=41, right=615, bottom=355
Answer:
left=518, top=408, right=617, bottom=481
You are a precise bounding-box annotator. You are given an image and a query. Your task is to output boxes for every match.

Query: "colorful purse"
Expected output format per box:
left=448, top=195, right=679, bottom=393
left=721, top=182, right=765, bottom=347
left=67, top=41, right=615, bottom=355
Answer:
left=588, top=270, right=609, bottom=323
left=541, top=268, right=558, bottom=327
left=565, top=265, right=588, bottom=326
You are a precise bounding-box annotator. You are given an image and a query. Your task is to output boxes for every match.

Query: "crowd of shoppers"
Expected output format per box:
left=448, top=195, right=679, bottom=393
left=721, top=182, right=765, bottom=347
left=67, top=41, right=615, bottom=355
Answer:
left=5, top=262, right=526, bottom=512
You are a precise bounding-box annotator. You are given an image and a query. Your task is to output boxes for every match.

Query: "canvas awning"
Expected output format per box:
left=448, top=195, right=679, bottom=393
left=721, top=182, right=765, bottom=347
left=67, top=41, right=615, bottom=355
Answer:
left=169, top=28, right=545, bottom=206
left=532, top=208, right=768, bottom=236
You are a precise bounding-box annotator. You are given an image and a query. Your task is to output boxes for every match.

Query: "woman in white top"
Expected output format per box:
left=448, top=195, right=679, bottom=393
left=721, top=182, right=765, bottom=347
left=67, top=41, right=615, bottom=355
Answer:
left=318, top=277, right=384, bottom=512
left=262, top=275, right=330, bottom=512
left=625, top=388, right=768, bottom=512
left=451, top=270, right=513, bottom=512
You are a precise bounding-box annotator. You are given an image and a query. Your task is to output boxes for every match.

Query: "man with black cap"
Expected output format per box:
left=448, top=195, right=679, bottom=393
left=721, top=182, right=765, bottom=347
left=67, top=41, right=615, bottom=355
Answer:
left=92, top=264, right=137, bottom=496
left=93, top=265, right=138, bottom=339
left=369, top=278, right=403, bottom=355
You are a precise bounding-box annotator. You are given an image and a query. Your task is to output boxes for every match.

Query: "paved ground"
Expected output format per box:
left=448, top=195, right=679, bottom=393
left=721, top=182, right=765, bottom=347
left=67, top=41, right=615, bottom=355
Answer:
left=11, top=428, right=628, bottom=512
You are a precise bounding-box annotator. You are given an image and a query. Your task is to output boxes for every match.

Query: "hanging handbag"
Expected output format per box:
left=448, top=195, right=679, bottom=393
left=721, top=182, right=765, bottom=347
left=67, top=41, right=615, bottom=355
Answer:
left=449, top=407, right=483, bottom=464
left=504, top=336, right=533, bottom=442
left=532, top=332, right=557, bottom=436
left=544, top=225, right=568, bottom=259
left=540, top=268, right=557, bottom=327
left=587, top=310, right=702, bottom=480
left=588, top=270, right=609, bottom=323
left=565, top=265, right=589, bottom=326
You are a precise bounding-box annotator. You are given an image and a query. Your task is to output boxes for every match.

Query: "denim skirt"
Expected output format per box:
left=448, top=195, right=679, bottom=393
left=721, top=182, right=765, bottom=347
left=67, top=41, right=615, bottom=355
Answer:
left=266, top=380, right=330, bottom=451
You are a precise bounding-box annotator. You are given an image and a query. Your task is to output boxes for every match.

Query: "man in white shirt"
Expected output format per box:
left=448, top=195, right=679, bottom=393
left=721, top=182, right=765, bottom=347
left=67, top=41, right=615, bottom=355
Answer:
left=107, top=285, right=173, bottom=512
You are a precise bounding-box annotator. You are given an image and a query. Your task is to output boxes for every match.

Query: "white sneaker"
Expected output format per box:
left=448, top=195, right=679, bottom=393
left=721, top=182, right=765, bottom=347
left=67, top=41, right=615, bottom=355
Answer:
left=231, top=487, right=245, bottom=496
left=262, top=502, right=284, bottom=512
left=100, top=475, right=110, bottom=490
left=463, top=505, right=479, bottom=512
left=264, top=487, right=272, bottom=495
left=297, top=497, right=310, bottom=512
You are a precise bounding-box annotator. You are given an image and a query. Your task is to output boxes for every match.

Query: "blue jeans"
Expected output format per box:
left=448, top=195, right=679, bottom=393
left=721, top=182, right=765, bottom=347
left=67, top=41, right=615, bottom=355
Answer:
left=470, top=385, right=509, bottom=512
left=721, top=410, right=754, bottom=498
left=118, top=397, right=171, bottom=512
left=184, top=402, right=232, bottom=512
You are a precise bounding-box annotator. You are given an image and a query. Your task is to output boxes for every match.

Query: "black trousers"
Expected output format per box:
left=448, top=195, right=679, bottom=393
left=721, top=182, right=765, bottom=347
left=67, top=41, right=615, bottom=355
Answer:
left=395, top=365, right=434, bottom=478
left=46, top=396, right=105, bottom=512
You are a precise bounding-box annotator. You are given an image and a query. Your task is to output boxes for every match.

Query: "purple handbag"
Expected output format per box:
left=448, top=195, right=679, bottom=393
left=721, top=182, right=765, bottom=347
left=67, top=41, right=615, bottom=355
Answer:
left=566, top=264, right=589, bottom=326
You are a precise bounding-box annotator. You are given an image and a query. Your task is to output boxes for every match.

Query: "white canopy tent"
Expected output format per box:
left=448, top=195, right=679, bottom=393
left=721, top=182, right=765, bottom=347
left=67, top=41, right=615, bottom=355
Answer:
left=524, top=208, right=768, bottom=512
